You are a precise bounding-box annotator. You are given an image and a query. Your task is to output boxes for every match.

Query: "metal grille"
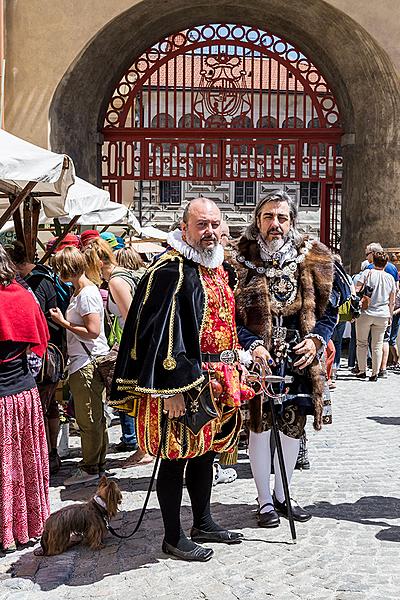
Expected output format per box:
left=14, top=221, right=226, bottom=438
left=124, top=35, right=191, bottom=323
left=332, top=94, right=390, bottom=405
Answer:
left=101, top=23, right=343, bottom=249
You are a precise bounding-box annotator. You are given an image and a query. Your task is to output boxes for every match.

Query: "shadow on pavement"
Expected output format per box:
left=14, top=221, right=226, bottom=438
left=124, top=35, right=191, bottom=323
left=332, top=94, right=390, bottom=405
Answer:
left=305, top=495, right=400, bottom=543
left=367, top=416, right=400, bottom=426
left=9, top=501, right=287, bottom=590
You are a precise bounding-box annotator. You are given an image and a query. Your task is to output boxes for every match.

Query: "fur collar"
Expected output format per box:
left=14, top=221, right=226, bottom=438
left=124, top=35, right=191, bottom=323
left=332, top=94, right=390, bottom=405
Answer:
left=167, top=229, right=224, bottom=268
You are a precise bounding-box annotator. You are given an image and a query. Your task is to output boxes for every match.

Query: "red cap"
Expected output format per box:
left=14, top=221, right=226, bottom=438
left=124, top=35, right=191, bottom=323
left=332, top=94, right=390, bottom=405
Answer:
left=54, top=233, right=80, bottom=252
left=80, top=229, right=100, bottom=247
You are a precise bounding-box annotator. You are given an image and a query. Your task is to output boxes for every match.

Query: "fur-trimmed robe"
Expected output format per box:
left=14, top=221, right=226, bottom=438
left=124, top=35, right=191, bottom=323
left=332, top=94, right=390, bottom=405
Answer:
left=233, top=236, right=334, bottom=431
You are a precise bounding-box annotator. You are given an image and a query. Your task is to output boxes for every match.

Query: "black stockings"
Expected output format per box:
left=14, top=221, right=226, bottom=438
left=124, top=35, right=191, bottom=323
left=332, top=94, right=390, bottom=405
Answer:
left=156, top=451, right=220, bottom=548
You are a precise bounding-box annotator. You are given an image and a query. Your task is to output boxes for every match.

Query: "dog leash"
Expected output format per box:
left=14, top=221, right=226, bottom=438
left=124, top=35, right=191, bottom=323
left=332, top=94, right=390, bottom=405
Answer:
left=106, top=417, right=168, bottom=540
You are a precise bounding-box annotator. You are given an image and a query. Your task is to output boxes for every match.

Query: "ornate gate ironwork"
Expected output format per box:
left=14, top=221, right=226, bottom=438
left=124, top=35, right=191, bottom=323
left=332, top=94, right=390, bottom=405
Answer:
left=101, top=23, right=343, bottom=246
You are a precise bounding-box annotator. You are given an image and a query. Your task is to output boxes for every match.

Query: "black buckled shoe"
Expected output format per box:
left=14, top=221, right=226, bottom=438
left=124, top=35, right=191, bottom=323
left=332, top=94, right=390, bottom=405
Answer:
left=162, top=539, right=214, bottom=562
left=273, top=495, right=312, bottom=522
left=190, top=527, right=243, bottom=544
left=256, top=503, right=280, bottom=528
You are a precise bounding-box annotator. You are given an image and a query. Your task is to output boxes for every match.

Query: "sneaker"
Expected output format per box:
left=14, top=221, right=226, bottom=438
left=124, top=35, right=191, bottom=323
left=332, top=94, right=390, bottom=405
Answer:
left=378, top=370, right=387, bottom=378
left=355, top=372, right=367, bottom=379
left=49, top=450, right=61, bottom=475
left=114, top=441, right=139, bottom=452
left=99, top=469, right=116, bottom=478
left=212, top=463, right=237, bottom=486
left=369, top=375, right=378, bottom=382
left=295, top=458, right=310, bottom=470
left=63, top=469, right=98, bottom=487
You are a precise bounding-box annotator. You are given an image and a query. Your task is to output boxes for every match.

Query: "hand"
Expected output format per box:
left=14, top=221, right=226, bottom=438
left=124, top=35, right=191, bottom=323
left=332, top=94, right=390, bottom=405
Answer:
left=293, top=337, right=320, bottom=368
left=251, top=345, right=275, bottom=367
left=163, top=393, right=186, bottom=418
left=49, top=307, right=66, bottom=327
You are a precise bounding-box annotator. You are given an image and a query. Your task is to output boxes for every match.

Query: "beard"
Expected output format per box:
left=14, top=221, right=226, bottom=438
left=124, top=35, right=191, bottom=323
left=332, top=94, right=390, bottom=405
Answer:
left=264, top=237, right=286, bottom=253
left=185, top=232, right=222, bottom=266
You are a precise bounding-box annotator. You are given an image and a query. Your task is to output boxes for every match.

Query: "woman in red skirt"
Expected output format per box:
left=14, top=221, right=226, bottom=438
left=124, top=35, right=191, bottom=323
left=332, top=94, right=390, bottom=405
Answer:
left=0, top=246, right=49, bottom=550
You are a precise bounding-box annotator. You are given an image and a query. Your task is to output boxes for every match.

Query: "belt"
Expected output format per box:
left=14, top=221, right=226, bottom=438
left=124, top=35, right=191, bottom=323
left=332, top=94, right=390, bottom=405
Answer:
left=201, top=350, right=239, bottom=365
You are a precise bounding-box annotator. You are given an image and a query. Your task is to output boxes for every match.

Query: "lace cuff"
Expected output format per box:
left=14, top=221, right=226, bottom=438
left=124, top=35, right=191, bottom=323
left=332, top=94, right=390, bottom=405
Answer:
left=248, top=339, right=265, bottom=353
left=304, top=333, right=326, bottom=358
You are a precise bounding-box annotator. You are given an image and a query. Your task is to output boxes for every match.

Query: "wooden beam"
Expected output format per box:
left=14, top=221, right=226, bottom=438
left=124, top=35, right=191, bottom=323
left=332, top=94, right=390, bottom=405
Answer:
left=39, top=215, right=80, bottom=264
left=0, top=181, right=37, bottom=230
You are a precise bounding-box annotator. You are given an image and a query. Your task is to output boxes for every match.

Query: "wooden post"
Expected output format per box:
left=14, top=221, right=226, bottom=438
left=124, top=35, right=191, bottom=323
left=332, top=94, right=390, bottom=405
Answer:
left=23, top=197, right=41, bottom=262
left=0, top=181, right=37, bottom=230
left=39, top=215, right=81, bottom=264
left=10, top=196, right=26, bottom=250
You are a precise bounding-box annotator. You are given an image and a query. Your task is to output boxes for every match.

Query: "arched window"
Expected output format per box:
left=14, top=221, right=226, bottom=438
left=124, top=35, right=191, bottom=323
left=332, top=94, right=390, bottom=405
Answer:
left=151, top=113, right=174, bottom=128
left=282, top=117, right=304, bottom=128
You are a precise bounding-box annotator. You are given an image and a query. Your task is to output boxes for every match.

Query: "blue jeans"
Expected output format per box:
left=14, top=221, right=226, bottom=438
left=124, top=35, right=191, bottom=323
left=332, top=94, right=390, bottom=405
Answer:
left=119, top=411, right=137, bottom=447
left=332, top=321, right=347, bottom=369
left=389, top=313, right=400, bottom=346
left=348, top=321, right=357, bottom=368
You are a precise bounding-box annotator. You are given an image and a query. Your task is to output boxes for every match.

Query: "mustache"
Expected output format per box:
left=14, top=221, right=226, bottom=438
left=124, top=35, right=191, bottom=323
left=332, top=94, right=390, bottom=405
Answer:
left=268, top=227, right=284, bottom=234
left=201, top=234, right=217, bottom=241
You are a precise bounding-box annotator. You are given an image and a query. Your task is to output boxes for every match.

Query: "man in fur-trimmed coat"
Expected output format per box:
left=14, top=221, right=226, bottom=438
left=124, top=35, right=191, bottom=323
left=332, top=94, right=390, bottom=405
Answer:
left=233, top=190, right=339, bottom=528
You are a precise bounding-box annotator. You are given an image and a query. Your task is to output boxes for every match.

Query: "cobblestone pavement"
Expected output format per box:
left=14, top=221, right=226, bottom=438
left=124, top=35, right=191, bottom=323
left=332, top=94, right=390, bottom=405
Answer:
left=1, top=366, right=400, bottom=600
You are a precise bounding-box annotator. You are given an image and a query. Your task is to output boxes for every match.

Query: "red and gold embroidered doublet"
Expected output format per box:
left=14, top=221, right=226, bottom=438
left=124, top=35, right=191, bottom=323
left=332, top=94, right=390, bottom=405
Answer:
left=136, top=264, right=253, bottom=459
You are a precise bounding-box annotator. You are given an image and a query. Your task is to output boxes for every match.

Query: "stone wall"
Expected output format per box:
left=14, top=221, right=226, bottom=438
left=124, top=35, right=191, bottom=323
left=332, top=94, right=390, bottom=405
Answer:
left=4, top=0, right=400, bottom=270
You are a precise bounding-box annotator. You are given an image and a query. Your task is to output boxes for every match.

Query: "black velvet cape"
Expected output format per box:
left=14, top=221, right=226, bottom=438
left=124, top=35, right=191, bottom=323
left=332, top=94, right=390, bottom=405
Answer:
left=110, top=250, right=236, bottom=402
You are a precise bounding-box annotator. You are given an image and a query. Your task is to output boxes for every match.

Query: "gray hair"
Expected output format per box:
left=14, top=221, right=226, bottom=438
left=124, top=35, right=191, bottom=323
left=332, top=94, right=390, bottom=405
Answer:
left=365, top=242, right=383, bottom=254
left=245, top=190, right=302, bottom=244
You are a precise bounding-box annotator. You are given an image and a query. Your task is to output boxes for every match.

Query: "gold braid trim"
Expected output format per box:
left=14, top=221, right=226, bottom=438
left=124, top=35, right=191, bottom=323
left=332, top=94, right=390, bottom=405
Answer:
left=115, top=374, right=205, bottom=395
left=198, top=266, right=209, bottom=344
left=163, top=257, right=185, bottom=370
left=131, top=251, right=181, bottom=360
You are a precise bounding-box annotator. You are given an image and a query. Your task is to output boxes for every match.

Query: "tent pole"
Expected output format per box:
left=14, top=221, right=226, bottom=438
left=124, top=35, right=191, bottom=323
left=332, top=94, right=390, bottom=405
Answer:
left=0, top=181, right=37, bottom=230
left=39, top=215, right=81, bottom=264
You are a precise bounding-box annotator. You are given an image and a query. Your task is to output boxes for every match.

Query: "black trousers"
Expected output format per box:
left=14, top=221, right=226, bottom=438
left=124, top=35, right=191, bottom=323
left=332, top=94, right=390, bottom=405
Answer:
left=156, top=450, right=216, bottom=545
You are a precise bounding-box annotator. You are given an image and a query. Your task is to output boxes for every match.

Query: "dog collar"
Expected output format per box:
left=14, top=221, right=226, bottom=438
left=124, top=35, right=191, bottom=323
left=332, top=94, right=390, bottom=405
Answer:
left=93, top=495, right=107, bottom=511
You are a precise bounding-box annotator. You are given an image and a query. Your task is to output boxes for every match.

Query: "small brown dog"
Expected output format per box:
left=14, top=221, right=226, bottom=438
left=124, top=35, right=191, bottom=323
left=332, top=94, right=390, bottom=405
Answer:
left=35, top=476, right=122, bottom=556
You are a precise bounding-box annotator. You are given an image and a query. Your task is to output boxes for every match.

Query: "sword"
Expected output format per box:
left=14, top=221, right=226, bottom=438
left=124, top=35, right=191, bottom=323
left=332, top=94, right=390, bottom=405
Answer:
left=247, top=359, right=297, bottom=543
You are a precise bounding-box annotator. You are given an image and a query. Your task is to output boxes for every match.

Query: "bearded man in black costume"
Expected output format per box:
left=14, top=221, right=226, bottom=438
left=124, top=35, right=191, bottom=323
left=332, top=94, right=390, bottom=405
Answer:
left=112, top=197, right=254, bottom=561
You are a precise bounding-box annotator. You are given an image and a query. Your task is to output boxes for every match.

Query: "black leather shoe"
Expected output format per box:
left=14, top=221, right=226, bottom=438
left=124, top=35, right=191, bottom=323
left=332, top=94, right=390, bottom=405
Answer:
left=273, top=496, right=312, bottom=522
left=190, top=527, right=243, bottom=544
left=257, top=503, right=280, bottom=528
left=162, top=539, right=214, bottom=562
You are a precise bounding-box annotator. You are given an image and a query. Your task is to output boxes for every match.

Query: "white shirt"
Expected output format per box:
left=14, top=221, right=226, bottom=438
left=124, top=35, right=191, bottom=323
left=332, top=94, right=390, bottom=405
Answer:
left=358, top=269, right=396, bottom=318
left=66, top=285, right=109, bottom=374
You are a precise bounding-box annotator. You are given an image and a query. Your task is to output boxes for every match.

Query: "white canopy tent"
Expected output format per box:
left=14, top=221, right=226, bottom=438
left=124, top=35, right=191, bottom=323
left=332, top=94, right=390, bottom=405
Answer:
left=0, top=129, right=75, bottom=218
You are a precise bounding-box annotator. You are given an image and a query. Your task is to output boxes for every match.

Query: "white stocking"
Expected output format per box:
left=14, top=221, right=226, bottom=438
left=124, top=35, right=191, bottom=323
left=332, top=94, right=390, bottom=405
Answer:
left=248, top=430, right=273, bottom=513
left=273, top=432, right=300, bottom=503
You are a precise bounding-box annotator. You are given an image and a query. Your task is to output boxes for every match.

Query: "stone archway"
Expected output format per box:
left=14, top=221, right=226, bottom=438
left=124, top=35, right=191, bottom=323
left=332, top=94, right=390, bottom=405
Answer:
left=49, top=0, right=400, bottom=270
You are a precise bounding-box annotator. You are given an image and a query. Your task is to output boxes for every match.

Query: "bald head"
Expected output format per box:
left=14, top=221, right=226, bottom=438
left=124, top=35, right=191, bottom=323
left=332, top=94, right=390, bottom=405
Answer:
left=181, top=197, right=222, bottom=253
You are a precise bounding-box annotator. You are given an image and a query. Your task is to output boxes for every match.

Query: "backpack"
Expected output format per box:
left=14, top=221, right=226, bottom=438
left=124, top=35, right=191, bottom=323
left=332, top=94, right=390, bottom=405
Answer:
left=25, top=264, right=72, bottom=316
left=106, top=269, right=143, bottom=345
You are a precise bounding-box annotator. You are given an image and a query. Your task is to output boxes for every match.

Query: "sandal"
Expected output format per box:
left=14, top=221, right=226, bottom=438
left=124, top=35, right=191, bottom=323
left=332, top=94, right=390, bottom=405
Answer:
left=122, top=448, right=154, bottom=468
left=212, top=463, right=237, bottom=486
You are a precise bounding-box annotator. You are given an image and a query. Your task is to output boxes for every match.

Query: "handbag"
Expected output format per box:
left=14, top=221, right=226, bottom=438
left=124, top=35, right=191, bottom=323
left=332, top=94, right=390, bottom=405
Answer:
left=79, top=340, right=119, bottom=400
left=338, top=294, right=361, bottom=322
left=358, top=271, right=373, bottom=311
left=177, top=370, right=219, bottom=435
left=37, top=343, right=65, bottom=384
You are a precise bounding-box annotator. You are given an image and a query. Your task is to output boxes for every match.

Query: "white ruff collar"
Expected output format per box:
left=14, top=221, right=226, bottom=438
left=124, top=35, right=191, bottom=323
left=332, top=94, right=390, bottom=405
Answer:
left=167, top=229, right=224, bottom=268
